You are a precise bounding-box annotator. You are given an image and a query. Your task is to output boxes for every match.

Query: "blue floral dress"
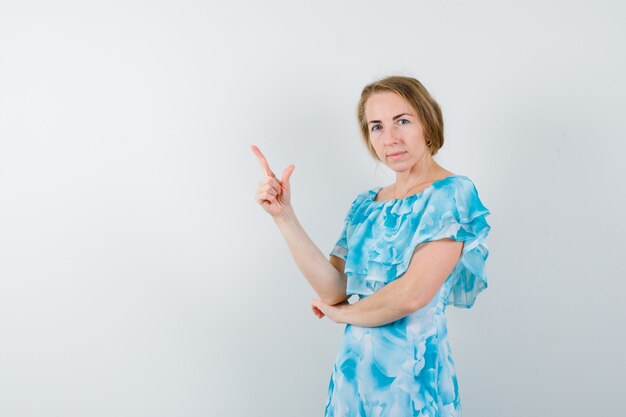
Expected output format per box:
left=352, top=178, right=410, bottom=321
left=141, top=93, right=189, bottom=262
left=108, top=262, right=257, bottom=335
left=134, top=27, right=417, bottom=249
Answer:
left=325, top=175, right=491, bottom=417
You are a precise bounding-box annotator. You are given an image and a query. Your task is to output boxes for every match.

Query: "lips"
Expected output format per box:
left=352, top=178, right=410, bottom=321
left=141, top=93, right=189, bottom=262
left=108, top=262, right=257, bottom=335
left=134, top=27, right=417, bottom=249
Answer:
left=388, top=151, right=406, bottom=157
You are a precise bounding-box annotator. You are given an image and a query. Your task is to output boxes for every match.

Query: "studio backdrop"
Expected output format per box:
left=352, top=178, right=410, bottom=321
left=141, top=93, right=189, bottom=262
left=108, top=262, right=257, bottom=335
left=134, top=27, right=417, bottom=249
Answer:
left=0, top=1, right=624, bottom=416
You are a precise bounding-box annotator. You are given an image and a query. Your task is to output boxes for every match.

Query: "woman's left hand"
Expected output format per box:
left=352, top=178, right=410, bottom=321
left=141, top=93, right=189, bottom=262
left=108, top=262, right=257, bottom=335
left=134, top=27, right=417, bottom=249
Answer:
left=311, top=298, right=349, bottom=324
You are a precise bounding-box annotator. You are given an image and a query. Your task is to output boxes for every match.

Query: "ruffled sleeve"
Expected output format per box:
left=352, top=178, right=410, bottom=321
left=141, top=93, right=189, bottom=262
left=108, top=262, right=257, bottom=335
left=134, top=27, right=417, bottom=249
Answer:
left=329, top=193, right=365, bottom=261
left=398, top=178, right=492, bottom=308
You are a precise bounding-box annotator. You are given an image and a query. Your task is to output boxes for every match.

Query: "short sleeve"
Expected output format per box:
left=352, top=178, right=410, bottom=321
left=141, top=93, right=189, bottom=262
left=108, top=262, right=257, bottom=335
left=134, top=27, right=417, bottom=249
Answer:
left=329, top=194, right=362, bottom=261
left=399, top=178, right=492, bottom=308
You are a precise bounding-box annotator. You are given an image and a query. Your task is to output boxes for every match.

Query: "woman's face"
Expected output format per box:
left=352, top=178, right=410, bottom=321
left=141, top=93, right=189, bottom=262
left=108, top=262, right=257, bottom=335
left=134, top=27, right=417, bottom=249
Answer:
left=365, top=92, right=430, bottom=171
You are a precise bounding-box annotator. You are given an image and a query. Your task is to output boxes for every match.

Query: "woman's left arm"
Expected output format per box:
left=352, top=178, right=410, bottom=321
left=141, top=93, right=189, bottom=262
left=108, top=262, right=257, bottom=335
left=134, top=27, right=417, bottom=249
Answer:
left=312, top=238, right=463, bottom=327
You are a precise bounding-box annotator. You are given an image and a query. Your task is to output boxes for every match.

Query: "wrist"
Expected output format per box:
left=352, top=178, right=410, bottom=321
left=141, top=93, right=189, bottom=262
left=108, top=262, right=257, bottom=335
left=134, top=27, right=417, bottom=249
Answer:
left=337, top=303, right=351, bottom=324
left=272, top=206, right=296, bottom=224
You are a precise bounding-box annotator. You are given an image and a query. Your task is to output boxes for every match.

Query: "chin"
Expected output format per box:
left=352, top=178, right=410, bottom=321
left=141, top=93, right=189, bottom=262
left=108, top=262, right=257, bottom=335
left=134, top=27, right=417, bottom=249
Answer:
left=386, top=162, right=411, bottom=172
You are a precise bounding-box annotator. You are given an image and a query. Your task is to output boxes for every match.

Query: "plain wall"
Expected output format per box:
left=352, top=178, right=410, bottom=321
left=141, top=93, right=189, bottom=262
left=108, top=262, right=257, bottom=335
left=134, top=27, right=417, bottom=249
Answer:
left=1, top=1, right=624, bottom=416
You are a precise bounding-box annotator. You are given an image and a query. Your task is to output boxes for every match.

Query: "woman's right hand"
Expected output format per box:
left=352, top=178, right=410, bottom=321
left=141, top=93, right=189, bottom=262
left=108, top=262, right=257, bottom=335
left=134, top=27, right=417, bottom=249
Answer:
left=251, top=145, right=295, bottom=219
left=311, top=298, right=350, bottom=320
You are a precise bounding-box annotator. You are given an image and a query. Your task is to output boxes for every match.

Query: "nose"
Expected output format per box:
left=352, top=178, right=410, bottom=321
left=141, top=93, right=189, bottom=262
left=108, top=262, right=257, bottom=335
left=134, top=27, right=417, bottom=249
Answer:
left=383, top=125, right=399, bottom=144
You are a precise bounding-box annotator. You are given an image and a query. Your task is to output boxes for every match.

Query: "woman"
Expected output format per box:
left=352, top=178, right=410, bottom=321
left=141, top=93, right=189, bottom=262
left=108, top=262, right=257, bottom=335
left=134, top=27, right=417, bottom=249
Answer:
left=251, top=75, right=491, bottom=417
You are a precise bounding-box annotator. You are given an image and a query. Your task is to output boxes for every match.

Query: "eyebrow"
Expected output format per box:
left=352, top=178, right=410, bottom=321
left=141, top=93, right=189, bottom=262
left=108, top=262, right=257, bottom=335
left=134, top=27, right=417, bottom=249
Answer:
left=367, top=113, right=414, bottom=125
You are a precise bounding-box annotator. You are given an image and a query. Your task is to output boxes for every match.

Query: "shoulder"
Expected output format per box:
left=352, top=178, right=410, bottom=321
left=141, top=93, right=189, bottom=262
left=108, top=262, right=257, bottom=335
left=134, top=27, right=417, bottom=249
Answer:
left=373, top=185, right=393, bottom=201
left=341, top=188, right=374, bottom=218
left=442, top=173, right=480, bottom=188
left=433, top=175, right=490, bottom=220
left=430, top=174, right=475, bottom=195
left=430, top=174, right=485, bottom=205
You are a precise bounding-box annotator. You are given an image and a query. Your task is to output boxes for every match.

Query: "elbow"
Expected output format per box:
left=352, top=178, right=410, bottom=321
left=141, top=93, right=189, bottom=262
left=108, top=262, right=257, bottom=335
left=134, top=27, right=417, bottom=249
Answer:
left=401, top=279, right=436, bottom=314
left=404, top=300, right=422, bottom=315
left=321, top=292, right=349, bottom=305
left=404, top=293, right=428, bottom=314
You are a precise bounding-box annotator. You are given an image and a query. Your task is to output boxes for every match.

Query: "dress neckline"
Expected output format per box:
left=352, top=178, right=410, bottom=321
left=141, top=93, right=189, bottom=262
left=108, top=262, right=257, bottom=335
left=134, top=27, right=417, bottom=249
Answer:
left=368, top=175, right=464, bottom=205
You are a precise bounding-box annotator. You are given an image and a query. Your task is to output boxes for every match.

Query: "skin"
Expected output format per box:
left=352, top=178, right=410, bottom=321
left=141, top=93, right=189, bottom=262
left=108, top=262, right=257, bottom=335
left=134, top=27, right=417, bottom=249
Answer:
left=252, top=145, right=348, bottom=306
left=252, top=92, right=464, bottom=327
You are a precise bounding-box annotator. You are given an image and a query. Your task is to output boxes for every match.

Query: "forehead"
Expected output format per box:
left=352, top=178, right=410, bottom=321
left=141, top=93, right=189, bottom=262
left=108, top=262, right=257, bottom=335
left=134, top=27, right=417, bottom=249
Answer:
left=365, top=92, right=414, bottom=120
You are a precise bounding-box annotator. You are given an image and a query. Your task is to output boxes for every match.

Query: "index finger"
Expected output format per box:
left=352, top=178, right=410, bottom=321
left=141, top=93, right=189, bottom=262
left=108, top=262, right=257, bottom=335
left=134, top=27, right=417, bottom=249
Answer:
left=250, top=145, right=277, bottom=178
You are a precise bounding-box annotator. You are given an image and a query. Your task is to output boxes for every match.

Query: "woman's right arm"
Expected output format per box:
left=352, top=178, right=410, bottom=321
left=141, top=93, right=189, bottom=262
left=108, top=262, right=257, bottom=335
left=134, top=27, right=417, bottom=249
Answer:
left=273, top=205, right=349, bottom=305
left=251, top=144, right=348, bottom=305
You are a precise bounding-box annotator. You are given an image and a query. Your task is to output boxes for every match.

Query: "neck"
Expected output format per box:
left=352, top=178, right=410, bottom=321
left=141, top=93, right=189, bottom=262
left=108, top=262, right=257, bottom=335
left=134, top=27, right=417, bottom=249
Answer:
left=394, top=157, right=439, bottom=198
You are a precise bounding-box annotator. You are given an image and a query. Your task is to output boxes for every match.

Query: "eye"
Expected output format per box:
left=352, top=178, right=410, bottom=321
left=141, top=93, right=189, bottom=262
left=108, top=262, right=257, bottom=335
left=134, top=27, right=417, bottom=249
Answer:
left=371, top=124, right=381, bottom=132
left=398, top=119, right=410, bottom=125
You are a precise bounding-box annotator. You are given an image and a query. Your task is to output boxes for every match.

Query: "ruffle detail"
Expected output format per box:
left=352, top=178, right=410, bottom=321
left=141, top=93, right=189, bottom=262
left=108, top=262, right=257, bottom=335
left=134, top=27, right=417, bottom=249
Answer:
left=401, top=180, right=491, bottom=308
left=329, top=193, right=368, bottom=262
left=329, top=175, right=491, bottom=308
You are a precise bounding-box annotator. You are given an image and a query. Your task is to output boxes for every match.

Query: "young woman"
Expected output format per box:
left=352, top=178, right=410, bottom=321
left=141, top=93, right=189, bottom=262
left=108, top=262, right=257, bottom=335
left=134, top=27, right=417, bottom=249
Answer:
left=251, top=75, right=492, bottom=417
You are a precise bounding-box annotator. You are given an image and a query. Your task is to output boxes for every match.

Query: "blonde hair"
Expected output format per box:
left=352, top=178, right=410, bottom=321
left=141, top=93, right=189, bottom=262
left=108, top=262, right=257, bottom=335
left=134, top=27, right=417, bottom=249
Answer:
left=357, top=75, right=444, bottom=160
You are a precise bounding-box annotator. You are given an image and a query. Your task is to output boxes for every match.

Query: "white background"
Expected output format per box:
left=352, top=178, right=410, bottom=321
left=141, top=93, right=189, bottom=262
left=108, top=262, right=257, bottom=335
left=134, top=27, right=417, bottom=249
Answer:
left=1, top=1, right=624, bottom=416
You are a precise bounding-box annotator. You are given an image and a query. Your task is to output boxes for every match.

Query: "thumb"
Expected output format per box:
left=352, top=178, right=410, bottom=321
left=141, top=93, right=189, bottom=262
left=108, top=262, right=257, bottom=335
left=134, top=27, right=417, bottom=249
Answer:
left=281, top=164, right=295, bottom=189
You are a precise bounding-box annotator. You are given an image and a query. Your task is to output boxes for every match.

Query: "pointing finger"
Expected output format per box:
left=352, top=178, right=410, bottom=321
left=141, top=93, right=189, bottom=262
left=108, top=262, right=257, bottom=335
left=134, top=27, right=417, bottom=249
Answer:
left=250, top=145, right=277, bottom=178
